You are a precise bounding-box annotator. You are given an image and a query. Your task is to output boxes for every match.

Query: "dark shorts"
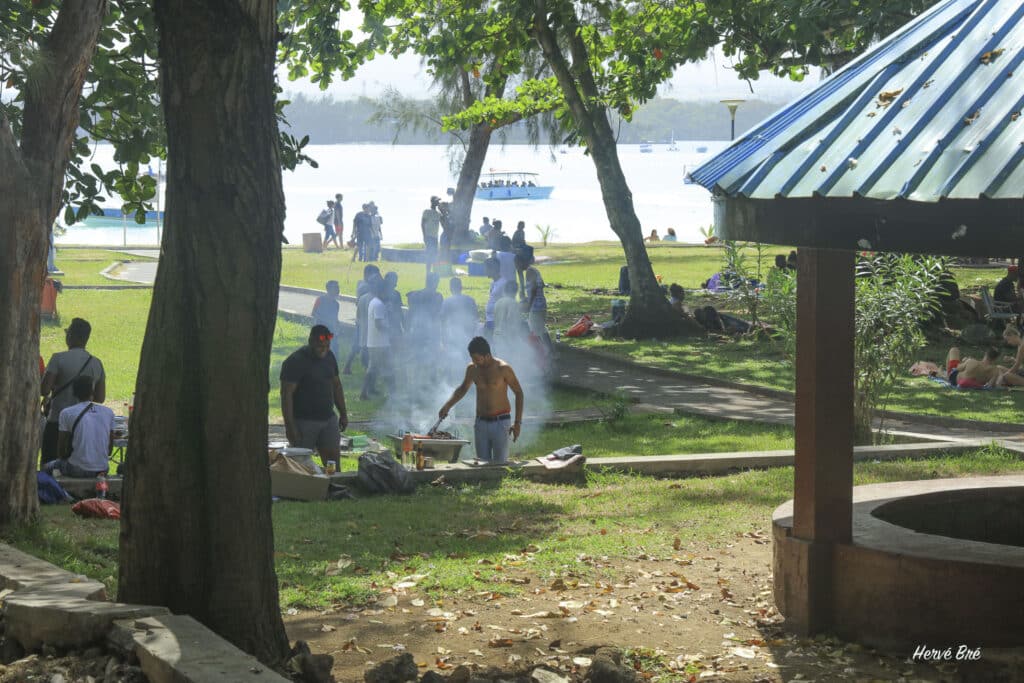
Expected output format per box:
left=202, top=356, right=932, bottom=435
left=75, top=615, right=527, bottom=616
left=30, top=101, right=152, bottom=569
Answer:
left=294, top=417, right=340, bottom=453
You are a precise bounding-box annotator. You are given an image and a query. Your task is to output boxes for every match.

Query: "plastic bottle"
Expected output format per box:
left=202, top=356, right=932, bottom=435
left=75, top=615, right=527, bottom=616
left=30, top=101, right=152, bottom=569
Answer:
left=95, top=474, right=109, bottom=500
left=401, top=432, right=414, bottom=466
left=416, top=447, right=425, bottom=471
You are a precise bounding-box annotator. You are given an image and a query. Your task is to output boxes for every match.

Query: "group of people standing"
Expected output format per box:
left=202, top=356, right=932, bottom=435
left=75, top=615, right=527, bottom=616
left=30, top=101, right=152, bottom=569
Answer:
left=316, top=193, right=384, bottom=263
left=302, top=261, right=532, bottom=463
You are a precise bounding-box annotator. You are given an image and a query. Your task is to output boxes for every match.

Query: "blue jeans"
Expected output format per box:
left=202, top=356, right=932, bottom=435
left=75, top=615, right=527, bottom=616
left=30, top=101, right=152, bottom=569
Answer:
left=474, top=415, right=511, bottom=463
left=42, top=458, right=106, bottom=478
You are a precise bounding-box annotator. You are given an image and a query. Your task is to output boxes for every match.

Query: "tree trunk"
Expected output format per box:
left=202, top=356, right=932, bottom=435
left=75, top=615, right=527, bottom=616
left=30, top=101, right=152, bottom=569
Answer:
left=0, top=123, right=47, bottom=528
left=447, top=122, right=493, bottom=246
left=532, top=4, right=702, bottom=339
left=0, top=0, right=108, bottom=528
left=117, top=0, right=289, bottom=664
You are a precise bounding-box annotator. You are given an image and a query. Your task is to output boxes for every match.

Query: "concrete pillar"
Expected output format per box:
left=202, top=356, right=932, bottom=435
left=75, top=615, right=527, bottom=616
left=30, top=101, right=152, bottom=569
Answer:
left=789, top=247, right=855, bottom=633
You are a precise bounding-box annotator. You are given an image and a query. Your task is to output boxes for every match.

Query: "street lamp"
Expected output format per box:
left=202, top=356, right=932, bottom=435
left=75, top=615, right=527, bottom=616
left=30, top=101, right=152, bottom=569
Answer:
left=720, top=99, right=746, bottom=141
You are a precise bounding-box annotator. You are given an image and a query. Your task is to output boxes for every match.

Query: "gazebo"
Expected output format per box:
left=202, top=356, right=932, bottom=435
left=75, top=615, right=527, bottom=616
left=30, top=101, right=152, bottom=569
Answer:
left=690, top=0, right=1024, bottom=647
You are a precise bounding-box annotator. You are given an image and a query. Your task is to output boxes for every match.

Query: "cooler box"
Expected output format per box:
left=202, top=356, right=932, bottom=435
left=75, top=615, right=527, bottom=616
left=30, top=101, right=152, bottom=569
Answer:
left=302, top=232, right=323, bottom=253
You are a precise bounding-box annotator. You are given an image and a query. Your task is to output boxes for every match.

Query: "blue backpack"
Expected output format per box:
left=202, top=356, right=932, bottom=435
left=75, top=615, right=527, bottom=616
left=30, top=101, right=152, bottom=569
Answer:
left=37, top=471, right=72, bottom=504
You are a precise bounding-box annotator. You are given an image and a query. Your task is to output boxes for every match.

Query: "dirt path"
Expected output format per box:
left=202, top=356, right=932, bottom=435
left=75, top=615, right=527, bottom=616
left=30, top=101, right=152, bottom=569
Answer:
left=284, top=535, right=953, bottom=682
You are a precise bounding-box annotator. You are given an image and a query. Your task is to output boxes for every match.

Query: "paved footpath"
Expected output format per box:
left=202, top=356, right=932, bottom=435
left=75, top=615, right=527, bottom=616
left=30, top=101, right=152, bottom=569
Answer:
left=98, top=252, right=1022, bottom=443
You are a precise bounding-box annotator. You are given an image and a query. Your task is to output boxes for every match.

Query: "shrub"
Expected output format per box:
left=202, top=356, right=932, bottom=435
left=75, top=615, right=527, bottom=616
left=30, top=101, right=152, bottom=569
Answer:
left=762, top=252, right=947, bottom=443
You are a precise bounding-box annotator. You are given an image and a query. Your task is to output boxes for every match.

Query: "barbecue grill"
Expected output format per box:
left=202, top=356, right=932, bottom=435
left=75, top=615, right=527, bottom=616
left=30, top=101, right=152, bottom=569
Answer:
left=388, top=434, right=470, bottom=464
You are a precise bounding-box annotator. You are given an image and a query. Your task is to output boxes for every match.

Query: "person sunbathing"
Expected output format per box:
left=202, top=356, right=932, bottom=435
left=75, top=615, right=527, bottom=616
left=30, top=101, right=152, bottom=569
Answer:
left=946, top=346, right=1024, bottom=388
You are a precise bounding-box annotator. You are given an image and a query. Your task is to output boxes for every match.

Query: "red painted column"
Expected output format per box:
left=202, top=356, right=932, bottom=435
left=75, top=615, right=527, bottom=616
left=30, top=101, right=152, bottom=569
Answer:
left=788, top=247, right=855, bottom=632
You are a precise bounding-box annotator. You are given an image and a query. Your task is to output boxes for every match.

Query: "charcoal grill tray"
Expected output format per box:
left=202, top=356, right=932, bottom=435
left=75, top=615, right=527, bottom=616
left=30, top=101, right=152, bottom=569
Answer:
left=388, top=435, right=471, bottom=463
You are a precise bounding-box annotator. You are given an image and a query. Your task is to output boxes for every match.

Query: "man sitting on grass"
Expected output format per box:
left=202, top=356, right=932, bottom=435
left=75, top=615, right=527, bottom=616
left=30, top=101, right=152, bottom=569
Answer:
left=42, top=376, right=115, bottom=478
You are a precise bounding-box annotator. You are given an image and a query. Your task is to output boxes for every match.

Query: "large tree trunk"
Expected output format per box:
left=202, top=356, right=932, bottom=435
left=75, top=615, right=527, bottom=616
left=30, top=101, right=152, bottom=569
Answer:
left=532, top=4, right=701, bottom=339
left=447, top=121, right=493, bottom=245
left=447, top=70, right=509, bottom=247
left=117, top=0, right=289, bottom=664
left=0, top=1, right=108, bottom=528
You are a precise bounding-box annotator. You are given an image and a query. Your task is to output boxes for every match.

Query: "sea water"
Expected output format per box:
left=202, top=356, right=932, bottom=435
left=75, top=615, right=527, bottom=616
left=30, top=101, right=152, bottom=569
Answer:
left=57, top=142, right=727, bottom=247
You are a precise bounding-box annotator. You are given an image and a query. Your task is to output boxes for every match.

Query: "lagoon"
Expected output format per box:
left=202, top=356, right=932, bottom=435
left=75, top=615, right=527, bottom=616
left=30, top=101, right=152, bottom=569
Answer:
left=57, top=142, right=726, bottom=247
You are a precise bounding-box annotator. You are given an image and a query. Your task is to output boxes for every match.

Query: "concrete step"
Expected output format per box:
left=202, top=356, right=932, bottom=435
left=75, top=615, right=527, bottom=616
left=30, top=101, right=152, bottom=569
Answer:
left=109, top=615, right=290, bottom=683
left=0, top=544, right=104, bottom=596
left=4, top=582, right=168, bottom=650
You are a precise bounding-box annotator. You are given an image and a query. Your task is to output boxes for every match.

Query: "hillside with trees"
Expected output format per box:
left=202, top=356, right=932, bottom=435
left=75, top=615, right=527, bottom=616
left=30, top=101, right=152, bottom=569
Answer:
left=280, top=93, right=782, bottom=144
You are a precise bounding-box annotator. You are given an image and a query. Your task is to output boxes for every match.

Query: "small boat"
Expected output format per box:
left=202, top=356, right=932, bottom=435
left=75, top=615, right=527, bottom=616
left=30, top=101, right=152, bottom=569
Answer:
left=639, top=141, right=654, bottom=153
left=475, top=170, right=554, bottom=201
left=667, top=130, right=680, bottom=151
left=696, top=145, right=708, bottom=153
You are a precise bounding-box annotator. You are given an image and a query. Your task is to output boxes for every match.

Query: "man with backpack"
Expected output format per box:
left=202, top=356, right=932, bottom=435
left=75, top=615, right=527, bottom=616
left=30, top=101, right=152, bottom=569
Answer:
left=318, top=200, right=339, bottom=249
left=41, top=318, right=105, bottom=462
left=41, top=375, right=115, bottom=478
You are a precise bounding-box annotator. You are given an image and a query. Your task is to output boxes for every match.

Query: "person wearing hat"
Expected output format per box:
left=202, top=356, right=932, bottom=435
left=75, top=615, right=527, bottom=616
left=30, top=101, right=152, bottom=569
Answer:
left=40, top=317, right=106, bottom=462
left=421, top=196, right=442, bottom=274
left=280, top=324, right=348, bottom=468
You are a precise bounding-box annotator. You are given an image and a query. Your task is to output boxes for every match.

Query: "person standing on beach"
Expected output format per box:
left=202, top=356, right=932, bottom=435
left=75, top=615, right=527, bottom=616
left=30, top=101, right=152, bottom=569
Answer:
left=352, top=204, right=371, bottom=262
left=333, top=193, right=345, bottom=248
left=421, top=196, right=441, bottom=274
left=321, top=200, right=340, bottom=249
left=437, top=336, right=524, bottom=464
left=368, top=201, right=383, bottom=261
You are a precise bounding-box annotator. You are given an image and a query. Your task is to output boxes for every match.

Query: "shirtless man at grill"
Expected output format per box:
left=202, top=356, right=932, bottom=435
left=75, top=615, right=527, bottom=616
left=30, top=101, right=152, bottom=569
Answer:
left=438, top=336, right=524, bottom=464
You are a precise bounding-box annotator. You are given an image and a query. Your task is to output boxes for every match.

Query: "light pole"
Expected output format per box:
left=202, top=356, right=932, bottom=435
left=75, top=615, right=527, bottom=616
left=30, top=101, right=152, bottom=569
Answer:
left=720, top=99, right=746, bottom=141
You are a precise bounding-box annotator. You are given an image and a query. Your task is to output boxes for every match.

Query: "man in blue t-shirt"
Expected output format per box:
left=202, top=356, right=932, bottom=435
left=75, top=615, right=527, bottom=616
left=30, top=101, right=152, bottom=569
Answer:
left=280, top=325, right=349, bottom=468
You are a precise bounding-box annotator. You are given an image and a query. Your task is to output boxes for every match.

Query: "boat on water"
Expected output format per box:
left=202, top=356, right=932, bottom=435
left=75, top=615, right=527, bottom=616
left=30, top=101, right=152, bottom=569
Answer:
left=667, top=130, right=679, bottom=151
left=475, top=171, right=554, bottom=200
left=695, top=145, right=708, bottom=153
left=639, top=141, right=654, bottom=153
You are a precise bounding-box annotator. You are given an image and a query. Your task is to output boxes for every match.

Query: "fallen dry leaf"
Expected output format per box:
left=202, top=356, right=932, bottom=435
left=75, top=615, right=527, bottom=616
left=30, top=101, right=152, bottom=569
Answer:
left=488, top=637, right=515, bottom=648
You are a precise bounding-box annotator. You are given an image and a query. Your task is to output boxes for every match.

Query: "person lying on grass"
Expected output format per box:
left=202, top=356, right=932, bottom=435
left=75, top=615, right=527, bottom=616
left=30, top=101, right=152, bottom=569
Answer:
left=945, top=346, right=1024, bottom=389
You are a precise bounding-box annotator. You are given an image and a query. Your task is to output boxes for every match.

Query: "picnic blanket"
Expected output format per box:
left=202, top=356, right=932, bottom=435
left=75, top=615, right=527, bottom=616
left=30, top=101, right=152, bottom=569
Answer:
left=926, top=375, right=994, bottom=391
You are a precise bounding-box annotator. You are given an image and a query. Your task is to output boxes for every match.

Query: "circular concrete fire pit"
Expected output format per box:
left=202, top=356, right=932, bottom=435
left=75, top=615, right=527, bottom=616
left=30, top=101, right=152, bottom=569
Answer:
left=772, top=475, right=1024, bottom=649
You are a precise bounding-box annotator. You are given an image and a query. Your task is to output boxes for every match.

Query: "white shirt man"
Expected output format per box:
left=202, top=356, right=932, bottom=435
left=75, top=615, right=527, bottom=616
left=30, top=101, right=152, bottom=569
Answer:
left=47, top=375, right=115, bottom=478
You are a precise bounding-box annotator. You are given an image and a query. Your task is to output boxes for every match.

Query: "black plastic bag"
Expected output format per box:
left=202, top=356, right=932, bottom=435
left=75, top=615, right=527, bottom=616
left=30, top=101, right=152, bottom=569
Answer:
left=357, top=452, right=416, bottom=495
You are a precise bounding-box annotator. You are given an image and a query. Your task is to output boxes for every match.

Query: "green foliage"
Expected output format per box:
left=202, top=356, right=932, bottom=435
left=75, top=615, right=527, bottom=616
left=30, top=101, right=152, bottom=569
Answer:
left=534, top=223, right=556, bottom=247
left=720, top=240, right=766, bottom=326
left=762, top=253, right=948, bottom=442
left=761, top=267, right=797, bottom=358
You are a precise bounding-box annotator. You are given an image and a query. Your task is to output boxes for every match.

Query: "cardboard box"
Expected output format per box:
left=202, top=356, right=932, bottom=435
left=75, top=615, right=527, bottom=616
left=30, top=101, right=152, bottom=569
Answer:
left=270, top=470, right=330, bottom=501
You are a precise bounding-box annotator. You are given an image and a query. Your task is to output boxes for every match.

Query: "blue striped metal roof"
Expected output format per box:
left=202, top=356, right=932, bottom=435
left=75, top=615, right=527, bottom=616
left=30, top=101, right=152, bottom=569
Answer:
left=689, top=0, right=1024, bottom=201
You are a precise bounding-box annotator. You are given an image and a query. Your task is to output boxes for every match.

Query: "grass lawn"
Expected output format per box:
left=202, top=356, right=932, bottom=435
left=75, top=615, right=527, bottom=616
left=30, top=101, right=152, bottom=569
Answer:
left=4, top=444, right=1020, bottom=608
left=53, top=247, right=155, bottom=286
left=51, top=245, right=1023, bottom=425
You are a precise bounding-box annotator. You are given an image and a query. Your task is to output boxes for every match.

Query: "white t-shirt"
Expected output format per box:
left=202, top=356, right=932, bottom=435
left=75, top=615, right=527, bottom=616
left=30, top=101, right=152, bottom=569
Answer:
left=493, top=296, right=522, bottom=339
left=58, top=401, right=115, bottom=473
left=366, top=297, right=389, bottom=348
left=495, top=251, right=517, bottom=282
left=485, top=277, right=509, bottom=323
